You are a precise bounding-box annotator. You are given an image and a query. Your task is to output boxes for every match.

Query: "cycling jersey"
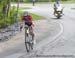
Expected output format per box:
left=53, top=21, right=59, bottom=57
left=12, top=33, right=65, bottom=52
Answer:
left=22, top=15, right=33, bottom=26
left=22, top=15, right=32, bottom=23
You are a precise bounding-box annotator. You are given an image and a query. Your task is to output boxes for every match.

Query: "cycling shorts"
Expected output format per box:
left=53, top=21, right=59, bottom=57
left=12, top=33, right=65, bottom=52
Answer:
left=25, top=22, right=32, bottom=27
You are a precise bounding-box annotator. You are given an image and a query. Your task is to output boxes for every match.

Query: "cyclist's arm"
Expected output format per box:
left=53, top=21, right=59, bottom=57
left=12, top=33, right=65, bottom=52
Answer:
left=29, top=16, right=34, bottom=26
left=22, top=16, right=25, bottom=22
left=20, top=16, right=25, bottom=31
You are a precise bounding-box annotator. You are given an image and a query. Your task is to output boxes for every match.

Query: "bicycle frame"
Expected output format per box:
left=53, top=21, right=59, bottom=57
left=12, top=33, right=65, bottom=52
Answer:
left=25, top=25, right=33, bottom=52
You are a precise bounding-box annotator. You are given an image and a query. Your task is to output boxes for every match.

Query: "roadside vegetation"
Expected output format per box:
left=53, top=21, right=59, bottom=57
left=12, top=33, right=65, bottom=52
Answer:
left=0, top=0, right=74, bottom=28
left=30, top=13, right=44, bottom=20
left=0, top=6, right=44, bottom=28
left=0, top=4, right=44, bottom=29
left=35, top=1, right=75, bottom=4
left=12, top=0, right=75, bottom=4
left=61, top=1, right=75, bottom=4
left=18, top=10, right=45, bottom=21
left=19, top=7, right=32, bottom=10
left=0, top=0, right=45, bottom=29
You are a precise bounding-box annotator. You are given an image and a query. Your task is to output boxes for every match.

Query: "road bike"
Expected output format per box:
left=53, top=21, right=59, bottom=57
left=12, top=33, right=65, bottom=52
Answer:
left=25, top=25, right=34, bottom=52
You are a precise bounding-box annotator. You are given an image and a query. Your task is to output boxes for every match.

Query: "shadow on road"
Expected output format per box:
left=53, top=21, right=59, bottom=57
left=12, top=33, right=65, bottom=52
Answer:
left=51, top=17, right=63, bottom=20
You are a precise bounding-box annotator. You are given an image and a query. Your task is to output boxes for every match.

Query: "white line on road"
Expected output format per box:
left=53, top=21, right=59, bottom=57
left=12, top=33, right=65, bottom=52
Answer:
left=34, top=20, right=64, bottom=51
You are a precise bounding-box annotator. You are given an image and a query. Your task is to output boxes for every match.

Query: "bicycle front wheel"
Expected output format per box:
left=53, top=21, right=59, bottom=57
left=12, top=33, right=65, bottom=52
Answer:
left=25, top=42, right=30, bottom=52
left=25, top=29, right=34, bottom=52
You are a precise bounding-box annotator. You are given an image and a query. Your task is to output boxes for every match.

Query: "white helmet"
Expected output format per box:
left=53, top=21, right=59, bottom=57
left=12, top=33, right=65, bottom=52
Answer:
left=23, top=11, right=29, bottom=16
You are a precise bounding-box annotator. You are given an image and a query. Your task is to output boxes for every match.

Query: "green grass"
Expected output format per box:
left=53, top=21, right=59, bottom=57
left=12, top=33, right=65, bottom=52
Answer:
left=61, top=1, right=75, bottom=4
left=0, top=5, right=45, bottom=28
left=18, top=6, right=45, bottom=21
left=36, top=1, right=75, bottom=4
left=19, top=1, right=75, bottom=4
left=18, top=11, right=45, bottom=21
left=19, top=7, right=32, bottom=10
left=11, top=6, right=32, bottom=10
left=30, top=13, right=45, bottom=20
left=36, top=2, right=54, bottom=4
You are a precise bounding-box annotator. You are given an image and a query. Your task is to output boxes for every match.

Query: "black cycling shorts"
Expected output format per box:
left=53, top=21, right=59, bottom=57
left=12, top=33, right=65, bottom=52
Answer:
left=25, top=22, right=32, bottom=26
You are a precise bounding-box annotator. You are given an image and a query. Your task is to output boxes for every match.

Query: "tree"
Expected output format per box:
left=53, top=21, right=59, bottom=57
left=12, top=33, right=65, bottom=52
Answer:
left=7, top=0, right=11, bottom=16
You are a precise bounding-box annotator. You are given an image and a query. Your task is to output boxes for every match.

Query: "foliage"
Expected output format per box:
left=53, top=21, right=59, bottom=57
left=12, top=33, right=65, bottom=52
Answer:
left=0, top=0, right=73, bottom=28
left=0, top=0, right=17, bottom=28
left=11, top=0, right=71, bottom=2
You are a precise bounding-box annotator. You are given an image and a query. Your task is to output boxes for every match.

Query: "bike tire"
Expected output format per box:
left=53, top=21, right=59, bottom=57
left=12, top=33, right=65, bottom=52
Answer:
left=25, top=27, right=34, bottom=52
left=25, top=42, right=30, bottom=52
left=28, top=34, right=34, bottom=50
left=30, top=42, right=34, bottom=50
left=57, top=16, right=60, bottom=19
left=25, top=29, right=30, bottom=52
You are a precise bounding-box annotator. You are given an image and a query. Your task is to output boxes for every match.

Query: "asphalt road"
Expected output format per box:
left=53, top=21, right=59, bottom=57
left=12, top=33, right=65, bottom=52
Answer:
left=0, top=4, right=75, bottom=58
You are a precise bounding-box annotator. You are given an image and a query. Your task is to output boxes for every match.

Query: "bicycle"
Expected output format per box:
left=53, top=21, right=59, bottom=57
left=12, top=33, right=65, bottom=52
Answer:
left=24, top=25, right=34, bottom=52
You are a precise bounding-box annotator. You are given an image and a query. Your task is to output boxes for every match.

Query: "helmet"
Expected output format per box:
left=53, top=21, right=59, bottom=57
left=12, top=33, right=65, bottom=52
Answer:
left=23, top=11, right=29, bottom=16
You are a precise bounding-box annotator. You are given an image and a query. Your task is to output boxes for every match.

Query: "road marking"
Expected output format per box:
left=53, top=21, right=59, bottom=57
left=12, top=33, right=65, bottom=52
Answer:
left=33, top=20, right=64, bottom=51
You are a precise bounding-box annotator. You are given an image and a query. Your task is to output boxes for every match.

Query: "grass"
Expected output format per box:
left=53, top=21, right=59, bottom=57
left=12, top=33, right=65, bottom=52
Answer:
left=18, top=7, right=45, bottom=21
left=36, top=1, right=75, bottom=4
left=30, top=13, right=45, bottom=20
left=18, top=11, right=45, bottom=21
left=11, top=1, right=75, bottom=4
left=11, top=6, right=32, bottom=10
left=36, top=2, right=54, bottom=4
left=0, top=5, right=44, bottom=28
left=19, top=7, right=32, bottom=10
left=61, top=1, right=75, bottom=4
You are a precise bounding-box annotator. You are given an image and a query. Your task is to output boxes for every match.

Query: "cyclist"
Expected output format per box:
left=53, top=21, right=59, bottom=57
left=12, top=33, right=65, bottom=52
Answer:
left=21, top=11, right=35, bottom=44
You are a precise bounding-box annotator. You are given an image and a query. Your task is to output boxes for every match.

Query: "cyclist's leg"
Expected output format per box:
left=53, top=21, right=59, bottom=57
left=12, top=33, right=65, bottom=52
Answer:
left=29, top=26, right=35, bottom=44
left=28, top=23, right=34, bottom=39
left=54, top=8, right=56, bottom=14
left=27, top=23, right=34, bottom=39
left=30, top=27, right=34, bottom=40
left=24, top=22, right=28, bottom=35
left=27, top=23, right=35, bottom=44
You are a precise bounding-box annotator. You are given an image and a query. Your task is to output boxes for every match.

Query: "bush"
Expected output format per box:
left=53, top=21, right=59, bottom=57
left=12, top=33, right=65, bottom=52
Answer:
left=0, top=7, right=17, bottom=28
left=9, top=12, right=16, bottom=24
left=0, top=19, right=8, bottom=28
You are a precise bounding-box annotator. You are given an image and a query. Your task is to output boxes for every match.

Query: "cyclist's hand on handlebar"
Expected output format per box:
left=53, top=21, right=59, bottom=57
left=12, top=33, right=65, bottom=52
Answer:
left=20, top=25, right=23, bottom=31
